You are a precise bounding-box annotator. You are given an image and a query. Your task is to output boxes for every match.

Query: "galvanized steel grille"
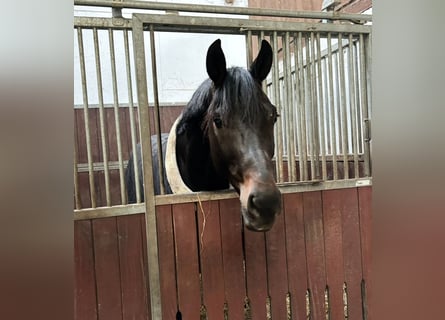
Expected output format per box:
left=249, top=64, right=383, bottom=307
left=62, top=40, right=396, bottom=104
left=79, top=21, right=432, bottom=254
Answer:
left=74, top=7, right=372, bottom=212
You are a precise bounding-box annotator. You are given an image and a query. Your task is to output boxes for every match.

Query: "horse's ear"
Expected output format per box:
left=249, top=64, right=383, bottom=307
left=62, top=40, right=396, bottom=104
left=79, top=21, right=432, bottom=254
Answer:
left=206, top=39, right=227, bottom=87
left=249, top=40, right=273, bottom=82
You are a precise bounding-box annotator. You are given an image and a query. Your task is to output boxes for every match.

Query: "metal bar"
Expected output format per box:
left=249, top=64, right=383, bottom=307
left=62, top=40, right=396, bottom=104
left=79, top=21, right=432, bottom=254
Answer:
left=322, top=57, right=331, bottom=156
left=74, top=129, right=81, bottom=210
left=360, top=34, right=371, bottom=177
left=93, top=28, right=111, bottom=205
left=297, top=32, right=308, bottom=181
left=272, top=31, right=284, bottom=183
left=309, top=32, right=321, bottom=180
left=149, top=25, right=166, bottom=195
left=77, top=27, right=97, bottom=208
left=124, top=29, right=141, bottom=204
left=348, top=34, right=359, bottom=178
left=353, top=39, right=363, bottom=155
left=246, top=30, right=253, bottom=66
left=74, top=0, right=373, bottom=22
left=305, top=33, right=316, bottom=180
left=327, top=33, right=338, bottom=180
left=109, top=29, right=126, bottom=203
left=337, top=33, right=349, bottom=179
left=316, top=33, right=327, bottom=181
left=74, top=16, right=132, bottom=29
left=132, top=15, right=162, bottom=320
left=293, top=32, right=304, bottom=181
left=284, top=32, right=296, bottom=182
left=259, top=31, right=267, bottom=93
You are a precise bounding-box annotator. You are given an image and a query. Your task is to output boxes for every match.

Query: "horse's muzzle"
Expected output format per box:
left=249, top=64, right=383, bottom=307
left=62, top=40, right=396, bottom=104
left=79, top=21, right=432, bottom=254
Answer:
left=241, top=186, right=282, bottom=232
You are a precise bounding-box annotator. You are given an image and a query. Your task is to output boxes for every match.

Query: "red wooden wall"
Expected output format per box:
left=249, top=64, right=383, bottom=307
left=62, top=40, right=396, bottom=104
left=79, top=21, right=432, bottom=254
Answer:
left=75, top=186, right=372, bottom=319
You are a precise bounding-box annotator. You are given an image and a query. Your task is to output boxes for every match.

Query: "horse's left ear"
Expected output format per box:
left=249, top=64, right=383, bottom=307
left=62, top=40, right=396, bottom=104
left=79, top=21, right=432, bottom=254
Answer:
left=206, top=39, right=227, bottom=87
left=249, top=40, right=273, bottom=82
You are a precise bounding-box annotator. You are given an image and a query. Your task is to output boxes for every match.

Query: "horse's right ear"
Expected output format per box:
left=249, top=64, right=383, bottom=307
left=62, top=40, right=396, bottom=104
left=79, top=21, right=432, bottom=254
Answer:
left=206, top=39, right=227, bottom=87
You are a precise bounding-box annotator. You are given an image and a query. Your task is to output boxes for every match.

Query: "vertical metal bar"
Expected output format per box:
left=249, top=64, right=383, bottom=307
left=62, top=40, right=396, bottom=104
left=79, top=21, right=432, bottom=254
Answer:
left=293, top=32, right=304, bottom=181
left=316, top=33, right=327, bottom=181
left=93, top=28, right=111, bottom=205
left=132, top=16, right=162, bottom=319
left=74, top=129, right=81, bottom=210
left=353, top=39, right=363, bottom=155
left=272, top=31, right=284, bottom=183
left=77, top=27, right=96, bottom=208
left=297, top=32, right=308, bottom=181
left=348, top=34, right=359, bottom=178
left=337, top=33, right=349, bottom=179
left=124, top=29, right=141, bottom=204
left=259, top=31, right=267, bottom=93
left=309, top=32, right=321, bottom=180
left=246, top=30, right=253, bottom=66
left=305, top=33, right=316, bottom=180
left=149, top=25, right=166, bottom=195
left=322, top=58, right=331, bottom=156
left=327, top=33, right=338, bottom=180
left=283, top=32, right=296, bottom=182
left=360, top=33, right=371, bottom=177
left=109, top=29, right=126, bottom=203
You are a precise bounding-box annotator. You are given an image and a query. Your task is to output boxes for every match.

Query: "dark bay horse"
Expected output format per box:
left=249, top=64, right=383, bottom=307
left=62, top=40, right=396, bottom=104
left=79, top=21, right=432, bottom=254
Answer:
left=126, top=39, right=281, bottom=231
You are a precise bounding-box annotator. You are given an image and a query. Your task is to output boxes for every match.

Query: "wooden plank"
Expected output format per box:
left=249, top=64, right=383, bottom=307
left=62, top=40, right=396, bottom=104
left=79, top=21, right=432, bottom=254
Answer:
left=75, top=109, right=88, bottom=164
left=106, top=108, right=118, bottom=161
left=78, top=172, right=92, bottom=209
left=156, top=204, right=178, bottom=320
left=358, top=186, right=372, bottom=318
left=322, top=189, right=345, bottom=320
left=117, top=214, right=150, bottom=320
left=244, top=224, right=268, bottom=319
left=358, top=186, right=372, bottom=282
left=283, top=192, right=307, bottom=320
left=303, top=191, right=326, bottom=320
left=265, top=195, right=289, bottom=319
left=340, top=188, right=363, bottom=320
left=74, top=220, right=98, bottom=320
left=172, top=203, right=201, bottom=319
left=219, top=198, right=246, bottom=320
left=197, top=200, right=225, bottom=319
left=109, top=170, right=123, bottom=206
left=92, top=217, right=123, bottom=320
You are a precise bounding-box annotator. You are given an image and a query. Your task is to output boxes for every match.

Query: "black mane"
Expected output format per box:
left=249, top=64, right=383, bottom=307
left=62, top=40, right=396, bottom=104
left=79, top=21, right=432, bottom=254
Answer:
left=208, top=67, right=267, bottom=125
left=177, top=67, right=267, bottom=135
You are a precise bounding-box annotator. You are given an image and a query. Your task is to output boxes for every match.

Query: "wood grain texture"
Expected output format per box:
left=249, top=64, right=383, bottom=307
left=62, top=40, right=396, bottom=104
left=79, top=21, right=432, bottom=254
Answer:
left=219, top=198, right=246, bottom=319
left=117, top=214, right=150, bottom=320
left=74, top=220, right=98, bottom=320
left=303, top=191, right=327, bottom=320
left=156, top=204, right=178, bottom=320
left=92, top=217, right=123, bottom=320
left=283, top=192, right=308, bottom=320
left=172, top=203, right=201, bottom=319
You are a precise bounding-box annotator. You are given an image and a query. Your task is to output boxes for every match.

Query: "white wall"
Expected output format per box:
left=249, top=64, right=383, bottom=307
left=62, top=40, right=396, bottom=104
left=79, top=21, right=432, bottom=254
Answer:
left=74, top=0, right=248, bottom=107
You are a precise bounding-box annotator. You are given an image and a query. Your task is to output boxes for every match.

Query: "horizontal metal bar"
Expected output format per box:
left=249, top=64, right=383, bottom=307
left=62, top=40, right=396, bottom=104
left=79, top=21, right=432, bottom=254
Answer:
left=74, top=0, right=372, bottom=22
left=74, top=16, right=132, bottom=29
left=74, top=203, right=145, bottom=220
left=132, top=13, right=372, bottom=34
left=73, top=178, right=372, bottom=220
left=76, top=154, right=367, bottom=173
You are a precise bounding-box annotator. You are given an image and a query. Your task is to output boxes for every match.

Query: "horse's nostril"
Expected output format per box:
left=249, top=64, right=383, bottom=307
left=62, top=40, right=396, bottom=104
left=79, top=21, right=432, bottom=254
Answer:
left=247, top=194, right=260, bottom=218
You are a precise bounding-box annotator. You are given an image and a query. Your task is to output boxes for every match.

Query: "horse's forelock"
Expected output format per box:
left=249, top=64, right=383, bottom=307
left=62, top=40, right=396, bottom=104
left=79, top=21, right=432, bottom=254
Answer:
left=210, top=67, right=266, bottom=124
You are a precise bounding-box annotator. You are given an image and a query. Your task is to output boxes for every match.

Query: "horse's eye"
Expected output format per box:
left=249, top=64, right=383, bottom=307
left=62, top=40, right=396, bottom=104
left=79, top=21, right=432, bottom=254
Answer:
left=213, top=117, right=223, bottom=128
left=271, top=112, right=280, bottom=123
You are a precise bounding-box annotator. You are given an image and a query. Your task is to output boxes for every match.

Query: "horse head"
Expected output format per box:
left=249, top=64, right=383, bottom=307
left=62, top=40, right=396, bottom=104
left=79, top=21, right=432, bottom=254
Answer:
left=204, top=39, right=282, bottom=231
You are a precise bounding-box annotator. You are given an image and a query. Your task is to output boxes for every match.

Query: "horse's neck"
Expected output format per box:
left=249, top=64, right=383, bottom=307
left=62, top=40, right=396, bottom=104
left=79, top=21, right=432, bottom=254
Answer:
left=175, top=120, right=229, bottom=191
